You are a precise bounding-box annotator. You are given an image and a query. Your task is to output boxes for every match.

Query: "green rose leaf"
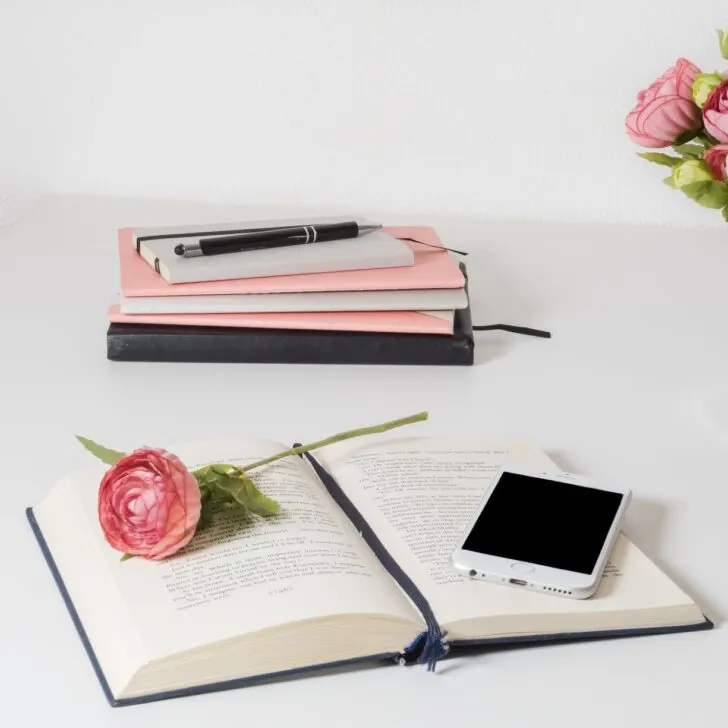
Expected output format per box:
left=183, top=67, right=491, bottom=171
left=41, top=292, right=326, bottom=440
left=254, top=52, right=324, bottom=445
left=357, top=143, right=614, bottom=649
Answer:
left=638, top=152, right=681, bottom=168
left=195, top=464, right=237, bottom=490
left=663, top=175, right=677, bottom=188
left=120, top=553, right=135, bottom=562
left=197, top=488, right=214, bottom=531
left=75, top=435, right=126, bottom=465
left=673, top=129, right=700, bottom=146
left=210, top=464, right=239, bottom=477
left=680, top=181, right=728, bottom=209
left=224, top=473, right=280, bottom=517
left=671, top=161, right=728, bottom=207
left=194, top=464, right=280, bottom=518
left=722, top=206, right=728, bottom=222
left=718, top=28, right=728, bottom=60
left=672, top=143, right=706, bottom=159
left=205, top=473, right=280, bottom=517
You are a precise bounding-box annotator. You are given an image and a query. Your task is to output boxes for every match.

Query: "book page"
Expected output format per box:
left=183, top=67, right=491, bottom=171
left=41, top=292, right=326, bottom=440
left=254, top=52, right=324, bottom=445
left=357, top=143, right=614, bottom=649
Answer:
left=318, top=436, right=700, bottom=636
left=35, top=437, right=422, bottom=667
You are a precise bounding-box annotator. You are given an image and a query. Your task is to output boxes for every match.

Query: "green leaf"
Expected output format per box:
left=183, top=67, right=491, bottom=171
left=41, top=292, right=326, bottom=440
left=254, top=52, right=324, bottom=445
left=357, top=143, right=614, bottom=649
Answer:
left=204, top=472, right=280, bottom=517
left=663, top=175, right=676, bottom=188
left=695, top=132, right=719, bottom=148
left=75, top=436, right=126, bottom=465
left=120, top=553, right=135, bottom=562
left=672, top=144, right=705, bottom=159
left=194, top=463, right=242, bottom=485
left=195, top=461, right=280, bottom=518
left=197, top=488, right=214, bottom=530
left=638, top=152, right=681, bottom=168
left=674, top=129, right=700, bottom=146
left=722, top=206, right=728, bottom=222
left=193, top=466, right=213, bottom=485
left=680, top=181, right=728, bottom=209
left=718, top=28, right=728, bottom=60
left=210, top=464, right=239, bottom=477
left=225, top=473, right=281, bottom=517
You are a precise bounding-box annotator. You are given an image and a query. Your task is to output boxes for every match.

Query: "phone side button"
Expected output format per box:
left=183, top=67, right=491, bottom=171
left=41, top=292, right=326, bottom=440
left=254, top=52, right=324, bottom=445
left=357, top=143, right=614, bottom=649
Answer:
left=510, top=562, right=535, bottom=574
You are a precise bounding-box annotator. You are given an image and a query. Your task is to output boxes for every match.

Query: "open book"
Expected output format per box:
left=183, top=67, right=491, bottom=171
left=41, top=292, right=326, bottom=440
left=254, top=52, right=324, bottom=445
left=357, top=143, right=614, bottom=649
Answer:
left=28, top=436, right=711, bottom=706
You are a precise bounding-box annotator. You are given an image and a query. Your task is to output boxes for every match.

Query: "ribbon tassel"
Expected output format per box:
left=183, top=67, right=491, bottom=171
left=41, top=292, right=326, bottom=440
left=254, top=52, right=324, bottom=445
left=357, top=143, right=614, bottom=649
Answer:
left=420, top=632, right=449, bottom=672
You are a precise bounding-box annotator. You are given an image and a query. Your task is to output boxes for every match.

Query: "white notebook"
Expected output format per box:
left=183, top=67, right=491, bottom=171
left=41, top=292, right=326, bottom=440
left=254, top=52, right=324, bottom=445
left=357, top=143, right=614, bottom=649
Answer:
left=119, top=287, right=468, bottom=315
left=132, top=216, right=414, bottom=284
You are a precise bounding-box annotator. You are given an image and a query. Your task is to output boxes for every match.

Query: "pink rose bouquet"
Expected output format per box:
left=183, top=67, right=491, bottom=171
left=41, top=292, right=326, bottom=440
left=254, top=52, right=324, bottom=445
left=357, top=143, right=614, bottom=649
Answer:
left=77, top=411, right=428, bottom=561
left=626, top=28, right=728, bottom=219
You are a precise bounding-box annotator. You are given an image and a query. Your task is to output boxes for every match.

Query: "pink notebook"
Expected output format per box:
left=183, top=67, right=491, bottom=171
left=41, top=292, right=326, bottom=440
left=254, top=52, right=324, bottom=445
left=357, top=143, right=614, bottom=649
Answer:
left=107, top=305, right=454, bottom=335
left=119, top=226, right=464, bottom=298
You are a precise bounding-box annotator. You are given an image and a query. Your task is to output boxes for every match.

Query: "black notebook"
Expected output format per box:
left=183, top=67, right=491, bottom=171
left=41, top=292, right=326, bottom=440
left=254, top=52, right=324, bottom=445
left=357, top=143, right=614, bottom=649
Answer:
left=27, top=435, right=711, bottom=707
left=106, top=306, right=473, bottom=365
left=106, top=308, right=473, bottom=364
left=107, top=263, right=474, bottom=365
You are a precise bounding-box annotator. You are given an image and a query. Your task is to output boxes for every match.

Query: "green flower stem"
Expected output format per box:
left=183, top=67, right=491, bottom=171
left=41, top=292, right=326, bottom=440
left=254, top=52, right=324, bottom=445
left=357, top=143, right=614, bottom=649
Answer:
left=238, top=411, right=428, bottom=474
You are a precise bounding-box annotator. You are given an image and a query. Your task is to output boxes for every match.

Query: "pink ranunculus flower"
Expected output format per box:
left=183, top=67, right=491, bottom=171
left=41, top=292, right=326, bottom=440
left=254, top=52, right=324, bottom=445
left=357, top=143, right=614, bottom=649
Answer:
left=626, top=58, right=702, bottom=148
left=703, top=79, right=728, bottom=142
left=703, top=144, right=728, bottom=180
left=98, top=448, right=201, bottom=560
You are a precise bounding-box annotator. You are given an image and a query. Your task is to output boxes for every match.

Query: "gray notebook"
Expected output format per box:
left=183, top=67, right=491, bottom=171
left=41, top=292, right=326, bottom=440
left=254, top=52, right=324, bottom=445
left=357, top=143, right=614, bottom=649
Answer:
left=118, top=287, right=468, bottom=314
left=133, top=216, right=414, bottom=284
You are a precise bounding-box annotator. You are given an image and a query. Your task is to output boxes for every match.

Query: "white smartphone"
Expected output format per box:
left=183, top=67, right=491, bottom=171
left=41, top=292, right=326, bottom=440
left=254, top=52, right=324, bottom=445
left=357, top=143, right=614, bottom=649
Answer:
left=451, top=465, right=631, bottom=599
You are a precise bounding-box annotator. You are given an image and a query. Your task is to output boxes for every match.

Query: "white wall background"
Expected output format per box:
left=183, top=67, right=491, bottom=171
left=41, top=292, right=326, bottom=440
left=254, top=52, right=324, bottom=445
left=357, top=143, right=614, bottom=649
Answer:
left=2, top=0, right=728, bottom=228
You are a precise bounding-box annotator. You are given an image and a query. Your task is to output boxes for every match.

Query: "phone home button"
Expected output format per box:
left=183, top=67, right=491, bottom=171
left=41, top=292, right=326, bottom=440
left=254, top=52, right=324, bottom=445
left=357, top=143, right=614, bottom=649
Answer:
left=510, top=562, right=535, bottom=574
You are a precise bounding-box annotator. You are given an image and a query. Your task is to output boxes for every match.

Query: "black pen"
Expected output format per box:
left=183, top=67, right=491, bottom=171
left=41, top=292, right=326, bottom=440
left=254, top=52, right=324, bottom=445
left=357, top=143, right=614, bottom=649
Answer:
left=173, top=221, right=382, bottom=258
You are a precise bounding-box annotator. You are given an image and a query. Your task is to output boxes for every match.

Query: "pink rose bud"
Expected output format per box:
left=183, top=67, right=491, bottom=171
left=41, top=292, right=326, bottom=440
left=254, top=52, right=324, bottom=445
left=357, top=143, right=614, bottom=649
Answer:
left=98, top=448, right=202, bottom=560
left=703, top=79, right=728, bottom=142
left=626, top=58, right=702, bottom=148
left=704, top=144, right=728, bottom=181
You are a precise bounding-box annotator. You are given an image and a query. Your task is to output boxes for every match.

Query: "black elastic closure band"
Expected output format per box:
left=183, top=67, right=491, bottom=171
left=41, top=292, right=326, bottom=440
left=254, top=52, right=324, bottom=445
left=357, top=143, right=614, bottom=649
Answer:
left=396, top=236, right=468, bottom=256
left=473, top=324, right=551, bottom=338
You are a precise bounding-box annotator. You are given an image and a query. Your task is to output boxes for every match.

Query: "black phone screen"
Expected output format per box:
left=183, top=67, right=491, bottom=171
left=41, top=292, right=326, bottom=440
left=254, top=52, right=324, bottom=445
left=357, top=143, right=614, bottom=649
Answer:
left=462, top=472, right=624, bottom=574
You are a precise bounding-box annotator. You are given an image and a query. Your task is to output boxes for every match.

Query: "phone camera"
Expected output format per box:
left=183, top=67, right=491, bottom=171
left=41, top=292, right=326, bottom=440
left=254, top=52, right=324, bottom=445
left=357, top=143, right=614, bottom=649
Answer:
left=468, top=569, right=477, bottom=577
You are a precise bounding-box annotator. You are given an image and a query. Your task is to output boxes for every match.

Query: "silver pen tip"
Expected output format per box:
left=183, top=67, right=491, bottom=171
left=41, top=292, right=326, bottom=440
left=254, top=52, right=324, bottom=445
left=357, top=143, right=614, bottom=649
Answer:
left=358, top=223, right=383, bottom=236
left=180, top=242, right=203, bottom=258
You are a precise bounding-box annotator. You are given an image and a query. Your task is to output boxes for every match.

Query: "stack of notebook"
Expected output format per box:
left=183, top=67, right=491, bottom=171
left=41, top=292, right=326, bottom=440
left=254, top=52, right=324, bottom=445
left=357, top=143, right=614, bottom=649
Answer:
left=107, top=216, right=474, bottom=365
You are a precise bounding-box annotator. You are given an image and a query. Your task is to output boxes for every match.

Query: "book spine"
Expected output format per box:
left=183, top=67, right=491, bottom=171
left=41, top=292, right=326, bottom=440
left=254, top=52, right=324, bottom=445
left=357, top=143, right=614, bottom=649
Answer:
left=301, top=451, right=448, bottom=670
left=107, top=325, right=474, bottom=365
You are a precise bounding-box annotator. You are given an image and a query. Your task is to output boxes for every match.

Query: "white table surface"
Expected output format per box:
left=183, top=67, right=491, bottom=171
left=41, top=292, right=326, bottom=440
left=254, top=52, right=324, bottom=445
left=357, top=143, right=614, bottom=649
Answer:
left=1, top=195, right=725, bottom=727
